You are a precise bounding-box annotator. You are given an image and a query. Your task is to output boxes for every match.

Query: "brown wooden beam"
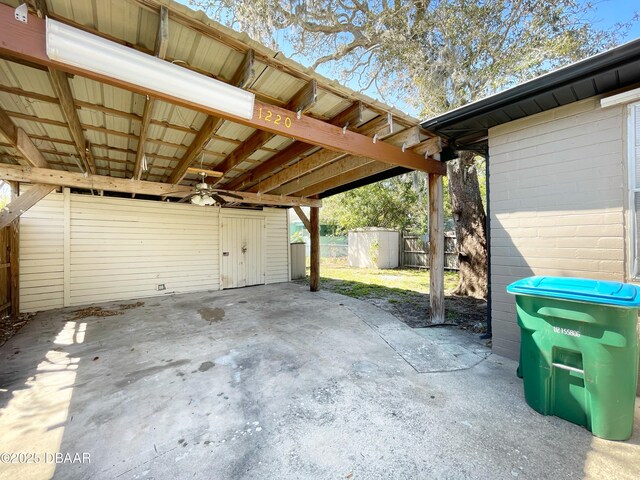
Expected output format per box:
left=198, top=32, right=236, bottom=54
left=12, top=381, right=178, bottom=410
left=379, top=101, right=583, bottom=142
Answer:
left=216, top=80, right=318, bottom=178
left=0, top=183, right=56, bottom=229
left=0, top=164, right=322, bottom=207
left=0, top=6, right=445, bottom=175
left=310, top=206, right=320, bottom=292
left=429, top=173, right=444, bottom=323
left=224, top=141, right=314, bottom=191
left=257, top=126, right=422, bottom=194
left=48, top=68, right=94, bottom=173
left=186, top=167, right=223, bottom=177
left=166, top=115, right=224, bottom=185
left=1, top=106, right=50, bottom=171
left=230, top=49, right=255, bottom=88
left=293, top=206, right=311, bottom=233
left=133, top=5, right=169, bottom=181
left=294, top=161, right=393, bottom=197
left=8, top=181, right=19, bottom=315
left=275, top=156, right=371, bottom=195
left=224, top=102, right=366, bottom=191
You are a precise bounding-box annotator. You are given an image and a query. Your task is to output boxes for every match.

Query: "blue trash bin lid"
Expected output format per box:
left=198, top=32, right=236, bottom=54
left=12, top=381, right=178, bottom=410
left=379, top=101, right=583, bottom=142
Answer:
left=506, top=276, right=640, bottom=307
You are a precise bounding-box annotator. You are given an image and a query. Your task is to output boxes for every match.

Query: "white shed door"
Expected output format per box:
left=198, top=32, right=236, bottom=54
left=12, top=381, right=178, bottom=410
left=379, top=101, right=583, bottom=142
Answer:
left=221, top=216, right=265, bottom=289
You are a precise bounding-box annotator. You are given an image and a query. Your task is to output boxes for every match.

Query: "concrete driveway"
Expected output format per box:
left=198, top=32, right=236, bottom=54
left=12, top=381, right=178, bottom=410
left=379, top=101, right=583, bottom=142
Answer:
left=0, top=283, right=638, bottom=479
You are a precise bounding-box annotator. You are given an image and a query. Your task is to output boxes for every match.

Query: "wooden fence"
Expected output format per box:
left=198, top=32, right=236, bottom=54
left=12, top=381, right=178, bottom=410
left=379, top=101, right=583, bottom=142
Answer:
left=401, top=232, right=458, bottom=270
left=1, top=184, right=19, bottom=318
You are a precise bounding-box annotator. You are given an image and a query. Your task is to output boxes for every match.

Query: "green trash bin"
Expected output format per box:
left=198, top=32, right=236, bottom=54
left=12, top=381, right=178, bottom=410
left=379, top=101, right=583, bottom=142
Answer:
left=507, top=276, right=640, bottom=441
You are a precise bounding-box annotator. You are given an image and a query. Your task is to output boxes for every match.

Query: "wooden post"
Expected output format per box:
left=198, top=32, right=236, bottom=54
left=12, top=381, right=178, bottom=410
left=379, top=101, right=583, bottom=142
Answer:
left=310, top=206, right=320, bottom=292
left=429, top=173, right=444, bottom=323
left=8, top=181, right=19, bottom=316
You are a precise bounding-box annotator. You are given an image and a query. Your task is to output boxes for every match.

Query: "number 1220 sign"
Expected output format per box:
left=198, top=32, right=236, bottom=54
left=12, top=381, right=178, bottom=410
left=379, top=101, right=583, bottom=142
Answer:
left=257, top=107, right=293, bottom=128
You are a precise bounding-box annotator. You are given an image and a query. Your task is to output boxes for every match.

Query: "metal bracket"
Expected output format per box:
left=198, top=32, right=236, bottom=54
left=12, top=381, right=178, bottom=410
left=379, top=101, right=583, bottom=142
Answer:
left=342, top=122, right=349, bottom=135
left=15, top=3, right=28, bottom=23
left=372, top=133, right=378, bottom=144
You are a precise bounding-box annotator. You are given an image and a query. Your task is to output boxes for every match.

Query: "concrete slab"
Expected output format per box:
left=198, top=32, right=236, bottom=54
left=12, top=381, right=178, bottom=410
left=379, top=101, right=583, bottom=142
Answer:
left=0, top=283, right=638, bottom=480
left=318, top=291, right=490, bottom=372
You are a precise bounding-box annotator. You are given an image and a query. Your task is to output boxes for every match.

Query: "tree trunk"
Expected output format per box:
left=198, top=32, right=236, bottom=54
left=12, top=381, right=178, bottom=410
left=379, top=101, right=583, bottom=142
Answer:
left=447, top=151, right=487, bottom=299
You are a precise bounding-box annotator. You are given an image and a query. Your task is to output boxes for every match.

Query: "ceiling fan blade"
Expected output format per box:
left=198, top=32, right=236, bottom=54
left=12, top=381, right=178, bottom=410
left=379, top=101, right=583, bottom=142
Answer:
left=210, top=193, right=228, bottom=205
left=215, top=191, right=244, bottom=200
left=178, top=193, right=197, bottom=203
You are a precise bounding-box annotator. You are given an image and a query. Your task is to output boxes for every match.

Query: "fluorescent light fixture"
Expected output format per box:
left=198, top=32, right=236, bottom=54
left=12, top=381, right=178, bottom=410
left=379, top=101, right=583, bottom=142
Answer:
left=45, top=19, right=255, bottom=120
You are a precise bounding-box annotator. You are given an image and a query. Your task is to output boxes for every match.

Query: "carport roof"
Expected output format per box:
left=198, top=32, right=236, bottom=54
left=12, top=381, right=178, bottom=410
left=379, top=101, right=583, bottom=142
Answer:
left=0, top=0, right=444, bottom=207
left=421, top=37, right=640, bottom=153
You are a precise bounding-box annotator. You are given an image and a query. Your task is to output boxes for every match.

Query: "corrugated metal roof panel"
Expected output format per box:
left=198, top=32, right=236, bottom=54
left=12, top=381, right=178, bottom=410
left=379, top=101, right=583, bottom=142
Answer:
left=0, top=0, right=423, bottom=202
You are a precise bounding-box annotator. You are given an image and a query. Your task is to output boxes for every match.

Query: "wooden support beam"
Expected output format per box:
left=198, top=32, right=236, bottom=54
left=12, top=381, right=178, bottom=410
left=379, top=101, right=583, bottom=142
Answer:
left=429, top=173, right=444, bottom=323
left=186, top=167, right=223, bottom=177
left=0, top=164, right=322, bottom=207
left=0, top=107, right=17, bottom=144
left=251, top=149, right=348, bottom=194
left=216, top=81, right=319, bottom=177
left=310, top=206, right=320, bottom=292
left=224, top=141, right=313, bottom=191
left=329, top=101, right=365, bottom=130
left=166, top=115, right=225, bottom=184
left=133, top=5, right=169, bottom=182
left=0, top=183, right=56, bottom=229
left=275, top=156, right=370, bottom=195
left=0, top=7, right=445, bottom=175
left=230, top=49, right=254, bottom=88
left=294, top=162, right=393, bottom=197
left=224, top=102, right=366, bottom=191
left=48, top=68, right=93, bottom=173
left=413, top=136, right=443, bottom=157
left=293, top=206, right=311, bottom=233
left=256, top=126, right=422, bottom=194
left=8, top=181, right=19, bottom=315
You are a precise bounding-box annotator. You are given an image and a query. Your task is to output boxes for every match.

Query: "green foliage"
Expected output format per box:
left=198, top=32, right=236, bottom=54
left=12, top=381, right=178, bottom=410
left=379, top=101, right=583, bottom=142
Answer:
left=291, top=230, right=305, bottom=243
left=321, top=174, right=428, bottom=234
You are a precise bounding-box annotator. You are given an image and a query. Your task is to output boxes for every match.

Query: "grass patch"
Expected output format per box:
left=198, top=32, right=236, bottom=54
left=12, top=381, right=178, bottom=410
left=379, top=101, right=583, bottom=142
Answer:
left=314, top=264, right=459, bottom=296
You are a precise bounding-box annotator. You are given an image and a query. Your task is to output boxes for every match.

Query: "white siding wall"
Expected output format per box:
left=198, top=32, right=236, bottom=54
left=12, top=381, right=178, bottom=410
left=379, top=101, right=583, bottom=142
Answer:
left=264, top=208, right=290, bottom=283
left=489, top=98, right=626, bottom=360
left=19, top=192, right=65, bottom=312
left=69, top=195, right=220, bottom=306
left=19, top=193, right=290, bottom=312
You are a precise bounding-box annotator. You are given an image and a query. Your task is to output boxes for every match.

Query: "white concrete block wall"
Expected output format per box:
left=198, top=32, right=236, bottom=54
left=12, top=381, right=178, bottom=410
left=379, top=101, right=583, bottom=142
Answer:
left=19, top=192, right=290, bottom=312
left=488, top=98, right=627, bottom=360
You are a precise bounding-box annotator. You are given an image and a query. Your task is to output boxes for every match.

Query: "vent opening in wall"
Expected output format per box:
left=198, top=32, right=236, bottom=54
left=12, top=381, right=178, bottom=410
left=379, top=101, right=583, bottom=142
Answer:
left=157, top=284, right=166, bottom=291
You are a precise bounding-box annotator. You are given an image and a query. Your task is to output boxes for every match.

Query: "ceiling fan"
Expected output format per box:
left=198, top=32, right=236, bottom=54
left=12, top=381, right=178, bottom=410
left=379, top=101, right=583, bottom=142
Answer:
left=178, top=171, right=244, bottom=206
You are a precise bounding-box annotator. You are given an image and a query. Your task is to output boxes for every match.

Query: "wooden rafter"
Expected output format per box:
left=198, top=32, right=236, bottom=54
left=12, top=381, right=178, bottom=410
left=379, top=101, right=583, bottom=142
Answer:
left=32, top=0, right=92, bottom=173
left=284, top=131, right=441, bottom=197
left=254, top=126, right=421, bottom=194
left=294, top=162, right=394, bottom=198
left=224, top=102, right=366, bottom=191
left=230, top=49, right=255, bottom=88
left=0, top=164, right=322, bottom=207
left=133, top=5, right=169, bottom=181
left=166, top=115, right=224, bottom=184
left=48, top=69, right=94, bottom=174
left=0, top=6, right=445, bottom=176
left=215, top=80, right=318, bottom=179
